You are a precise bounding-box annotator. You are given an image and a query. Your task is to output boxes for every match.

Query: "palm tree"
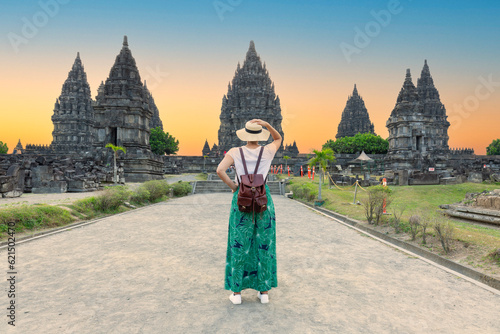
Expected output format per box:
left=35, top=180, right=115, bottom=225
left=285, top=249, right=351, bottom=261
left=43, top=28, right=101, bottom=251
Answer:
left=105, top=143, right=126, bottom=184
left=203, top=155, right=208, bottom=173
left=308, top=148, right=335, bottom=202
left=283, top=155, right=290, bottom=175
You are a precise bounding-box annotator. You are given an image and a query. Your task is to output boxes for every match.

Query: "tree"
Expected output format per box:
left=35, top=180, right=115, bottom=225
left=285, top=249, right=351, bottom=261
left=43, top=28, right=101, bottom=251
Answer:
left=0, top=141, right=7, bottom=154
left=150, top=127, right=179, bottom=155
left=308, top=148, right=335, bottom=202
left=323, top=133, right=389, bottom=154
left=203, top=155, right=208, bottom=173
left=486, top=139, right=500, bottom=155
left=283, top=155, right=290, bottom=175
left=362, top=185, right=392, bottom=225
left=105, top=143, right=126, bottom=184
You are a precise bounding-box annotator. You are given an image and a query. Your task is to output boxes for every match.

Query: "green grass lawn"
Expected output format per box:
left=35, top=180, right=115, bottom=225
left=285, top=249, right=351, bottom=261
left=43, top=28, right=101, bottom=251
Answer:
left=288, top=176, right=500, bottom=251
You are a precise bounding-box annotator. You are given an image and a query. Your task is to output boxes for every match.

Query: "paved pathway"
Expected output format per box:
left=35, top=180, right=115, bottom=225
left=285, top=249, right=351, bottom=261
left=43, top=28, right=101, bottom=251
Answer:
left=1, top=193, right=499, bottom=333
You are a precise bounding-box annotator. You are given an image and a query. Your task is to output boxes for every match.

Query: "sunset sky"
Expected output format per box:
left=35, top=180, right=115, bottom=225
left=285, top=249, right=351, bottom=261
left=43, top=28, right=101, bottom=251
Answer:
left=1, top=0, right=499, bottom=155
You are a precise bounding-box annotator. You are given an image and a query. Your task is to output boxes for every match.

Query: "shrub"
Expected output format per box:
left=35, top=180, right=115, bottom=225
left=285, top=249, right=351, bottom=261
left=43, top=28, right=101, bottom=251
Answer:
left=95, top=186, right=131, bottom=212
left=362, top=185, right=392, bottom=225
left=130, top=187, right=150, bottom=205
left=489, top=248, right=500, bottom=265
left=408, top=215, right=421, bottom=241
left=290, top=183, right=317, bottom=202
left=172, top=182, right=192, bottom=197
left=140, top=180, right=170, bottom=202
left=433, top=219, right=455, bottom=254
left=291, top=184, right=304, bottom=199
left=391, top=207, right=406, bottom=233
left=420, top=215, right=431, bottom=245
left=72, top=197, right=98, bottom=217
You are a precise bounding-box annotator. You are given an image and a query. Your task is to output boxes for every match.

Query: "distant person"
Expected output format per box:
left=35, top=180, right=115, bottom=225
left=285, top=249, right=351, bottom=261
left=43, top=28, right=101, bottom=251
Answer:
left=216, top=119, right=282, bottom=304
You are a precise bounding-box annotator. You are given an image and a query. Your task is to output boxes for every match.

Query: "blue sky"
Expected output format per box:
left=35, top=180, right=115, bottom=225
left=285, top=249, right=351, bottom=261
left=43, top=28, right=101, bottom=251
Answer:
left=1, top=0, right=499, bottom=154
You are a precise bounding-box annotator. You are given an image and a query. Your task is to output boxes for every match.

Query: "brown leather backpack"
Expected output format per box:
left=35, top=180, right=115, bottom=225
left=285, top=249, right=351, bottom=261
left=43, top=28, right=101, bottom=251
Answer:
left=236, top=146, right=268, bottom=213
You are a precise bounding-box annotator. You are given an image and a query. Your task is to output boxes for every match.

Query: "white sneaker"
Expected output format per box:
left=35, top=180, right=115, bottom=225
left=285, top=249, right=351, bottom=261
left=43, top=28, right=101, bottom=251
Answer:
left=229, top=293, right=241, bottom=305
left=257, top=292, right=269, bottom=304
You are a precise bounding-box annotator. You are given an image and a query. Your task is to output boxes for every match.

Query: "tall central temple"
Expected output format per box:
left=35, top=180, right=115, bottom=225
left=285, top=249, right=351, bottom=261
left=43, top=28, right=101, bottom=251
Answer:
left=217, top=41, right=285, bottom=156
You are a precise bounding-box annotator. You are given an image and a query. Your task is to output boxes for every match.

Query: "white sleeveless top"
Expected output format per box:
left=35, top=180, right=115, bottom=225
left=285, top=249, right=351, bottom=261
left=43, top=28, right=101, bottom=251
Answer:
left=226, top=144, right=278, bottom=184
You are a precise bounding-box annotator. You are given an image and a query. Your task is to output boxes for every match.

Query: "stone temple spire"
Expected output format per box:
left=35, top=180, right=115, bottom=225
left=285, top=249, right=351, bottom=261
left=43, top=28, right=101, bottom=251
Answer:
left=393, top=69, right=419, bottom=113
left=386, top=62, right=451, bottom=170
left=202, top=139, right=211, bottom=156
left=144, top=80, right=164, bottom=130
left=336, top=84, right=375, bottom=139
left=51, top=52, right=95, bottom=153
left=95, top=35, right=143, bottom=101
left=401, top=69, right=418, bottom=100
left=417, top=60, right=442, bottom=109
left=12, top=139, right=24, bottom=154
left=217, top=41, right=284, bottom=155
left=93, top=36, right=162, bottom=181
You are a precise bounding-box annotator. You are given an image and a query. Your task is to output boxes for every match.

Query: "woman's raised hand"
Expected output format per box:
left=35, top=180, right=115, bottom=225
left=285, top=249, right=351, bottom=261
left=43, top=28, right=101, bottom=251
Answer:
left=250, top=119, right=268, bottom=127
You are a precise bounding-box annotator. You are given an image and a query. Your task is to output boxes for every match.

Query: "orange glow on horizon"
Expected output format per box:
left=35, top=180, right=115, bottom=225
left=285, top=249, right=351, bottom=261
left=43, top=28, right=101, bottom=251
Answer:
left=1, top=50, right=497, bottom=157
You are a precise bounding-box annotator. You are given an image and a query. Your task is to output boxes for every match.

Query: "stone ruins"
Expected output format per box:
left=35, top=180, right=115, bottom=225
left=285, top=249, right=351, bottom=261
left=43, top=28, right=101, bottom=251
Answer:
left=2, top=40, right=499, bottom=192
left=29, top=36, right=163, bottom=182
left=336, top=84, right=375, bottom=139
left=0, top=149, right=121, bottom=197
left=1, top=36, right=165, bottom=195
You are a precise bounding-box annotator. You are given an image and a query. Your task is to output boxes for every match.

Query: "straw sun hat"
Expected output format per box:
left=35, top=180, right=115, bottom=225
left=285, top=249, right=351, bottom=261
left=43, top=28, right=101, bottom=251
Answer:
left=236, top=121, right=270, bottom=142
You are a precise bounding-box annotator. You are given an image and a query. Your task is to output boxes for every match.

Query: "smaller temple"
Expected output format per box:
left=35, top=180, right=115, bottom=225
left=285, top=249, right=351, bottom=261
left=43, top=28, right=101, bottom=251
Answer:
left=283, top=141, right=299, bottom=157
left=336, top=84, right=375, bottom=139
left=51, top=52, right=95, bottom=153
left=209, top=143, right=220, bottom=157
left=12, top=140, right=24, bottom=155
left=386, top=60, right=451, bottom=171
left=202, top=140, right=211, bottom=156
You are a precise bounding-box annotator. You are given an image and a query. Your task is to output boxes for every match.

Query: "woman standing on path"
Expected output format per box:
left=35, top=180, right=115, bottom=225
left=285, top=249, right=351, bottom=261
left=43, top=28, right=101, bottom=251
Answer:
left=216, top=119, right=282, bottom=304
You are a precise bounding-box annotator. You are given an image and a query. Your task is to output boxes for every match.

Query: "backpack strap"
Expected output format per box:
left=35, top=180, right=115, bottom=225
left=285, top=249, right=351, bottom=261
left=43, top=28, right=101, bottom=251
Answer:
left=239, top=146, right=265, bottom=177
left=254, top=146, right=265, bottom=175
left=239, top=147, right=249, bottom=176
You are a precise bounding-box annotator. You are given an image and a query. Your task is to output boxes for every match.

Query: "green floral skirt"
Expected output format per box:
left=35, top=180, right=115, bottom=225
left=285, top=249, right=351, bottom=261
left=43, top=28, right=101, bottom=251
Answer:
left=224, top=184, right=278, bottom=292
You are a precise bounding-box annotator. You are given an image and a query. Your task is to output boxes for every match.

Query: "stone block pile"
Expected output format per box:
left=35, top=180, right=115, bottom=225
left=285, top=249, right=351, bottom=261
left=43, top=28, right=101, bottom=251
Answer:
left=0, top=151, right=121, bottom=196
left=440, top=189, right=500, bottom=226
